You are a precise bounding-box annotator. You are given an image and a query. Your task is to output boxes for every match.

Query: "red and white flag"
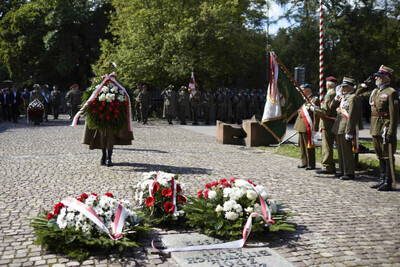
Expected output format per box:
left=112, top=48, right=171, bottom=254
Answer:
left=188, top=72, right=197, bottom=91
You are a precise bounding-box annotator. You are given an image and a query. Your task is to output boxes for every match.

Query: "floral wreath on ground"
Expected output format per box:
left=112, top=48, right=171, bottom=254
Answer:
left=27, top=99, right=44, bottom=123
left=82, top=79, right=130, bottom=132
left=183, top=178, right=295, bottom=241
left=133, top=171, right=186, bottom=226
left=30, top=192, right=149, bottom=262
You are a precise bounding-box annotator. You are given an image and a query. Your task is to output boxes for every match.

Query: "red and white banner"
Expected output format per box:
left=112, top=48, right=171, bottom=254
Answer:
left=71, top=73, right=133, bottom=132
left=188, top=72, right=197, bottom=92
left=300, top=105, right=315, bottom=148
left=61, top=197, right=127, bottom=240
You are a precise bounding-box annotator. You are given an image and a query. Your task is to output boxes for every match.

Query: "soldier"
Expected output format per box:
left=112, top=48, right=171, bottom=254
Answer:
left=247, top=89, right=259, bottom=119
left=294, top=84, right=320, bottom=170
left=137, top=84, right=151, bottom=124
left=331, top=77, right=362, bottom=180
left=356, top=65, right=398, bottom=191
left=217, top=88, right=229, bottom=122
left=189, top=87, right=201, bottom=125
left=161, top=85, right=174, bottom=124
left=10, top=87, right=22, bottom=123
left=40, top=85, right=51, bottom=122
left=0, top=88, right=12, bottom=122
left=234, top=89, right=246, bottom=124
left=201, top=88, right=212, bottom=125
left=177, top=86, right=188, bottom=125
left=313, top=76, right=339, bottom=174
left=68, top=84, right=82, bottom=123
left=50, top=85, right=61, bottom=119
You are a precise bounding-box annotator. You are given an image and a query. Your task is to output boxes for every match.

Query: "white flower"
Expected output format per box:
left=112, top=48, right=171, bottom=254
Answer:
left=143, top=171, right=157, bottom=180
left=98, top=93, right=106, bottom=102
left=215, top=204, right=223, bottom=212
left=66, top=212, right=75, bottom=222
left=233, top=203, right=243, bottom=213
left=234, top=179, right=252, bottom=189
left=225, top=211, right=239, bottom=221
left=117, top=95, right=125, bottom=102
left=260, top=191, right=270, bottom=200
left=246, top=190, right=258, bottom=200
left=254, top=203, right=262, bottom=214
left=111, top=86, right=118, bottom=93
left=223, top=188, right=232, bottom=198
left=105, top=93, right=115, bottom=102
left=101, top=86, right=109, bottom=93
left=244, top=207, right=254, bottom=213
left=229, top=188, right=244, bottom=201
left=223, top=199, right=237, bottom=211
left=268, top=200, right=277, bottom=213
left=208, top=190, right=217, bottom=199
left=58, top=221, right=67, bottom=229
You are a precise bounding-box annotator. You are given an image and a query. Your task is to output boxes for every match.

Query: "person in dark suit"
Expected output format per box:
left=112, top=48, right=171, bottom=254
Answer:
left=0, top=88, right=12, bottom=122
left=11, top=87, right=22, bottom=123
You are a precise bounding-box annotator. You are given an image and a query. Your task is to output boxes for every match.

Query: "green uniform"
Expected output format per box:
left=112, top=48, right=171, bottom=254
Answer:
left=138, top=90, right=151, bottom=124
left=331, top=93, right=361, bottom=176
left=314, top=89, right=338, bottom=172
left=357, top=85, right=399, bottom=159
left=294, top=97, right=320, bottom=168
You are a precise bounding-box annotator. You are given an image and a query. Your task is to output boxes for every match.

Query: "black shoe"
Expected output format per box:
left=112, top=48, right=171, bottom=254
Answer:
left=101, top=159, right=106, bottom=166
left=371, top=180, right=385, bottom=189
left=106, top=159, right=113, bottom=167
left=340, top=175, right=355, bottom=180
left=297, top=165, right=307, bottom=168
left=316, top=169, right=335, bottom=175
left=168, top=122, right=173, bottom=125
left=334, top=172, right=344, bottom=178
left=305, top=166, right=315, bottom=170
left=192, top=122, right=199, bottom=125
left=377, top=183, right=392, bottom=191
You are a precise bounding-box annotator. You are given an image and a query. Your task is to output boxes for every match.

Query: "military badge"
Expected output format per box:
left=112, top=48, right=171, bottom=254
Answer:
left=380, top=94, right=388, bottom=99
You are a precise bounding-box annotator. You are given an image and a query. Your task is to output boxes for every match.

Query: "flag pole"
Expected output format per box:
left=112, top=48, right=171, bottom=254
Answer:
left=267, top=45, right=310, bottom=103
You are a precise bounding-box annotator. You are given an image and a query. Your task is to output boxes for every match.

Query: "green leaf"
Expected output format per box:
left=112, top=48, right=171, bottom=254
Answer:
left=214, top=220, right=224, bottom=230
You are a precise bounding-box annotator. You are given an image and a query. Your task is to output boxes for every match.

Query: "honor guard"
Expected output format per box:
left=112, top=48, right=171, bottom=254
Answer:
left=356, top=65, right=398, bottom=191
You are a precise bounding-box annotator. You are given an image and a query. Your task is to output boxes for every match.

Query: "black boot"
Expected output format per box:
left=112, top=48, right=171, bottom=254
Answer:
left=371, top=159, right=386, bottom=189
left=101, top=148, right=106, bottom=166
left=106, top=149, right=113, bottom=167
left=378, top=159, right=393, bottom=191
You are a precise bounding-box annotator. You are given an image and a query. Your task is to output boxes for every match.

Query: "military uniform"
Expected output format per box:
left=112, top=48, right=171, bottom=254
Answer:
left=313, top=77, right=339, bottom=173
left=356, top=65, right=398, bottom=190
left=189, top=90, right=201, bottom=125
left=161, top=86, right=174, bottom=124
left=294, top=95, right=320, bottom=169
left=331, top=80, right=362, bottom=180
left=50, top=87, right=61, bottom=119
left=132, top=86, right=142, bottom=122
left=137, top=87, right=151, bottom=124
left=68, top=85, right=82, bottom=122
left=177, top=86, right=189, bottom=125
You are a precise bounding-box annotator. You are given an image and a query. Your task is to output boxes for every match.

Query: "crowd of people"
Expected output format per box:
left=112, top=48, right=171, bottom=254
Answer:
left=132, top=83, right=268, bottom=125
left=295, top=65, right=398, bottom=192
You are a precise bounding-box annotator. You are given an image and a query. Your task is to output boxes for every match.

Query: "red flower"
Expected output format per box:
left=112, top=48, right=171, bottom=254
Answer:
left=47, top=213, right=54, bottom=221
left=114, top=108, right=120, bottom=114
left=91, top=109, right=97, bottom=114
left=110, top=101, right=115, bottom=106
left=153, top=183, right=160, bottom=192
left=99, top=113, right=104, bottom=118
left=113, top=113, right=118, bottom=118
left=145, top=197, right=154, bottom=207
left=53, top=202, right=64, bottom=214
left=108, top=105, right=114, bottom=112
left=229, top=177, right=238, bottom=182
left=91, top=100, right=97, bottom=106
left=98, top=105, right=105, bottom=111
left=178, top=195, right=186, bottom=203
left=76, top=197, right=83, bottom=202
left=197, top=190, right=203, bottom=198
left=105, top=192, right=114, bottom=198
left=81, top=193, right=88, bottom=199
left=222, top=181, right=231, bottom=187
left=211, top=181, right=219, bottom=187
left=205, top=183, right=212, bottom=189
left=204, top=190, right=210, bottom=199
left=115, top=101, right=121, bottom=106
left=162, top=188, right=173, bottom=197
left=176, top=184, right=182, bottom=193
left=219, top=178, right=227, bottom=183
left=91, top=193, right=98, bottom=196
left=124, top=101, right=129, bottom=106
left=164, top=202, right=174, bottom=213
left=106, top=115, right=111, bottom=121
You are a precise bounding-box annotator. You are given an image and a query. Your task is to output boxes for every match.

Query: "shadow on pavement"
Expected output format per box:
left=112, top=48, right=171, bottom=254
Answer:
left=116, top=162, right=212, bottom=175
left=115, top=147, right=168, bottom=154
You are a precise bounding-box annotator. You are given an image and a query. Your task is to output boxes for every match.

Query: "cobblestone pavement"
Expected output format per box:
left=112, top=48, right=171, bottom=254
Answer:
left=0, top=115, right=399, bottom=266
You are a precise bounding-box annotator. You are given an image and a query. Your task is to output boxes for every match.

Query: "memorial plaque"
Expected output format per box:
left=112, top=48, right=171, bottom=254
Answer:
left=160, top=233, right=293, bottom=267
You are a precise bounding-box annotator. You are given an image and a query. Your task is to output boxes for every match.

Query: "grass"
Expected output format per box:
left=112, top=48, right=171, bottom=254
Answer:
left=260, top=140, right=400, bottom=178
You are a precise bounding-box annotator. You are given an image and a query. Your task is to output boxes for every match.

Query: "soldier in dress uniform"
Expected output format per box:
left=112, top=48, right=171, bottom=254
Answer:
left=201, top=88, right=212, bottom=125
left=331, top=77, right=362, bottom=180
left=132, top=84, right=142, bottom=122
left=313, top=76, right=339, bottom=174
left=189, top=87, right=201, bottom=125
left=217, top=88, right=229, bottom=122
left=50, top=85, right=61, bottom=119
left=177, top=86, right=188, bottom=125
left=234, top=89, right=246, bottom=124
left=161, top=85, right=174, bottom=124
left=294, top=84, right=320, bottom=170
left=356, top=65, right=398, bottom=191
left=40, top=85, right=51, bottom=122
left=137, top=84, right=151, bottom=124
left=247, top=89, right=259, bottom=119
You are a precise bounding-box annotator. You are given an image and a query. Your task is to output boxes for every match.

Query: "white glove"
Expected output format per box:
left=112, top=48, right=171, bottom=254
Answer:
left=310, top=104, right=316, bottom=111
left=345, top=134, right=353, bottom=140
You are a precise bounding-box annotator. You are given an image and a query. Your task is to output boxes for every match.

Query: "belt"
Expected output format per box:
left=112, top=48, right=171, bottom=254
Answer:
left=321, top=115, right=336, bottom=122
left=371, top=112, right=389, bottom=117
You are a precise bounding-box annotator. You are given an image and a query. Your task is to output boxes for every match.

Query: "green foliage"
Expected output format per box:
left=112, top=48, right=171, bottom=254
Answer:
left=30, top=213, right=150, bottom=262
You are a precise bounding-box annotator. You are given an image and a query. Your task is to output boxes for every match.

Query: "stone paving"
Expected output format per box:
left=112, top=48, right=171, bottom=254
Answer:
left=0, top=115, right=400, bottom=266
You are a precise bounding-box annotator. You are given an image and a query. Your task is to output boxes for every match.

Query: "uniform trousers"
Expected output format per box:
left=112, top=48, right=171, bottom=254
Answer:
left=372, top=135, right=396, bottom=160
left=336, top=134, right=355, bottom=175
left=298, top=132, right=315, bottom=168
left=321, top=128, right=335, bottom=172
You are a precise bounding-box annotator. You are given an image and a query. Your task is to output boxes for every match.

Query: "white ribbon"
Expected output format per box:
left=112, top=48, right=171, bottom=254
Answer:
left=61, top=196, right=126, bottom=240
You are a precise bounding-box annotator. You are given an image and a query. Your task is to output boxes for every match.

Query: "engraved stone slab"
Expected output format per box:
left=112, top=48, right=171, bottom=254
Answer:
left=160, top=233, right=293, bottom=267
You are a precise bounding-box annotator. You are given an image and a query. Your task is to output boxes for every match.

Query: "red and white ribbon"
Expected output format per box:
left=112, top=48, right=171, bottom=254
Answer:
left=148, top=171, right=179, bottom=216
left=339, top=99, right=349, bottom=119
left=353, top=125, right=359, bottom=153
left=152, top=181, right=274, bottom=253
left=300, top=105, right=314, bottom=148
left=61, top=197, right=127, bottom=240
left=71, top=73, right=133, bottom=132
